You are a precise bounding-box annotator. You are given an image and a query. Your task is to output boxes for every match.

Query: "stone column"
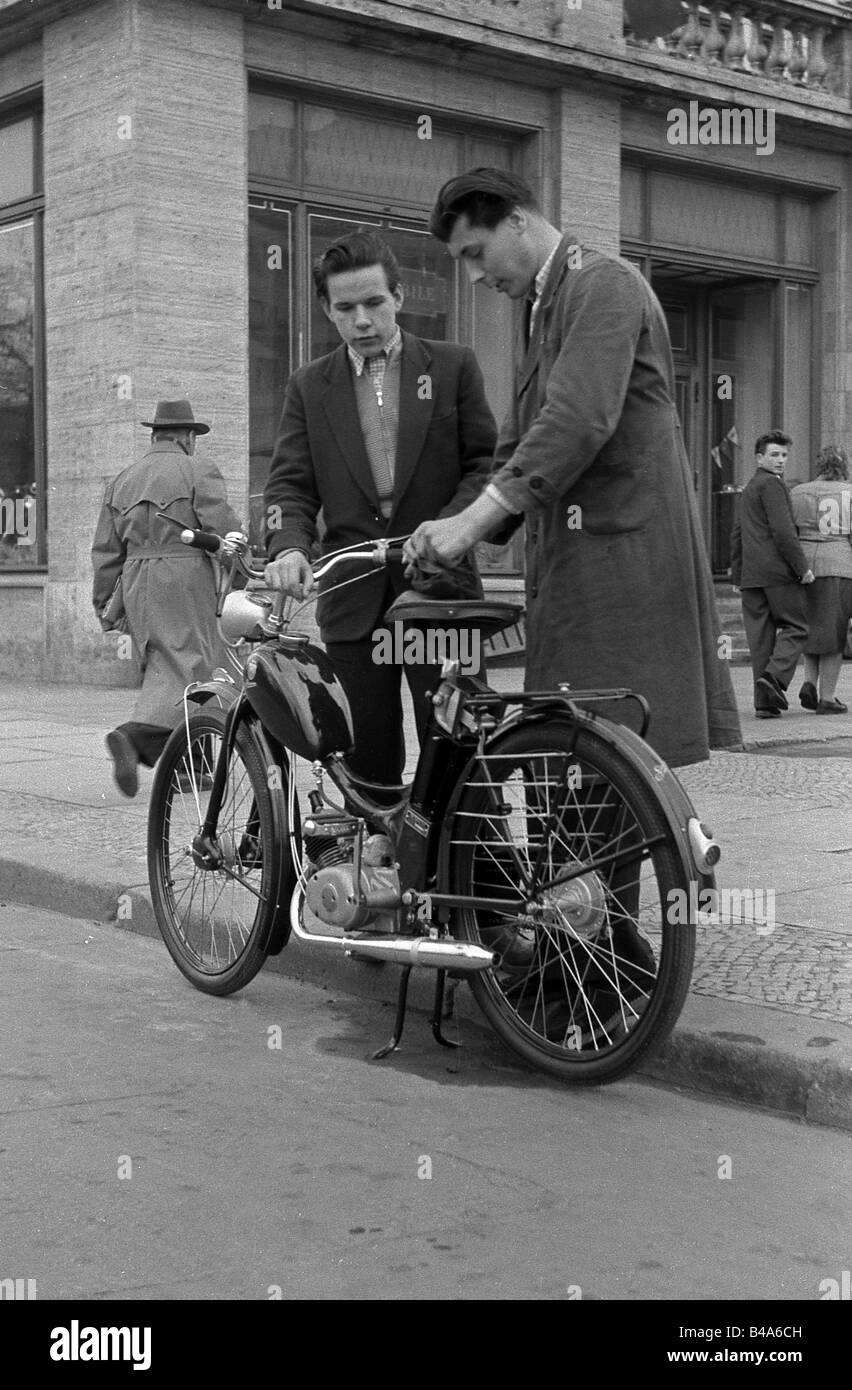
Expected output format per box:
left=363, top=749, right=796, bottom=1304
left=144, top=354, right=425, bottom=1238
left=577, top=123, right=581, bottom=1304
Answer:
left=42, top=0, right=247, bottom=684
left=551, top=86, right=621, bottom=253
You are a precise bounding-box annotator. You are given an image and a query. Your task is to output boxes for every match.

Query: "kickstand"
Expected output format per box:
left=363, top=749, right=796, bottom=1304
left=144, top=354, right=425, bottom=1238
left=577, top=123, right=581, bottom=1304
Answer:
left=371, top=965, right=412, bottom=1060
left=431, top=969, right=461, bottom=1050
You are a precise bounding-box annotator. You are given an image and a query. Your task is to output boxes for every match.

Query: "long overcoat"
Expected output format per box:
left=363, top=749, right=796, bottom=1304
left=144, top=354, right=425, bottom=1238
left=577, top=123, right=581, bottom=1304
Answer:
left=91, top=440, right=243, bottom=729
left=489, top=238, right=741, bottom=768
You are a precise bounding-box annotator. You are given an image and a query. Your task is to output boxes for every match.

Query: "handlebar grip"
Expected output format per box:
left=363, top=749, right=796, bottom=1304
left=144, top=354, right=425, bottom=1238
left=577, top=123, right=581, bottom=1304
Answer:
left=180, top=528, right=221, bottom=554
left=384, top=546, right=407, bottom=563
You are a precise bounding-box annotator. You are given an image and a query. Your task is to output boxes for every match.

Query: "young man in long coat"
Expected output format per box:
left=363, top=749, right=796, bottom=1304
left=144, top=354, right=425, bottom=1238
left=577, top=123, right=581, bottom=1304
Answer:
left=406, top=169, right=741, bottom=769
left=92, top=399, right=243, bottom=796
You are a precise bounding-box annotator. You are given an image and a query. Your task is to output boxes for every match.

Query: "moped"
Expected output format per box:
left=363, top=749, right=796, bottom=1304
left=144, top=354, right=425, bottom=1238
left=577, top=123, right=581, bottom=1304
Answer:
left=147, top=526, right=720, bottom=1084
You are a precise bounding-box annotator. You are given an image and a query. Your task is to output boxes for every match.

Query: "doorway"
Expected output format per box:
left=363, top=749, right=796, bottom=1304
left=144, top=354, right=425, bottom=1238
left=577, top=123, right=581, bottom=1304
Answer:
left=652, top=268, right=786, bottom=575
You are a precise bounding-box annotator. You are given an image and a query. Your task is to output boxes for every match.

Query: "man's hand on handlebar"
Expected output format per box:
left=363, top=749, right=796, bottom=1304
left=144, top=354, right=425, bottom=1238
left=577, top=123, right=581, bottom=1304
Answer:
left=264, top=550, right=315, bottom=600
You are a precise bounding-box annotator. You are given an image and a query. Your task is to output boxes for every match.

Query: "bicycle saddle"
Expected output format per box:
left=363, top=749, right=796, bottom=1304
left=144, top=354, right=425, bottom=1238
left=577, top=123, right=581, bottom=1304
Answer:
left=384, top=591, right=522, bottom=640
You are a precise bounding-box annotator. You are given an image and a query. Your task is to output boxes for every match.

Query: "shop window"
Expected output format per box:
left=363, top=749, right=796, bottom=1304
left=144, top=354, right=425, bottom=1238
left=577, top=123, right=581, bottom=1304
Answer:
left=0, top=110, right=43, bottom=571
left=303, top=105, right=460, bottom=207
left=247, top=89, right=525, bottom=574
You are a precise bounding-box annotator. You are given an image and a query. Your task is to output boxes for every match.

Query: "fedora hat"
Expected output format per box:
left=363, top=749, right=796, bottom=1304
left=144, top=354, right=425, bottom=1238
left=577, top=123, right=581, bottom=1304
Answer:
left=140, top=399, right=210, bottom=434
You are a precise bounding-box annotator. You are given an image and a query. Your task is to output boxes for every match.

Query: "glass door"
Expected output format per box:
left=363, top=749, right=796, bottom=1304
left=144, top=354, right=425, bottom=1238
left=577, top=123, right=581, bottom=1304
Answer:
left=709, top=282, right=775, bottom=573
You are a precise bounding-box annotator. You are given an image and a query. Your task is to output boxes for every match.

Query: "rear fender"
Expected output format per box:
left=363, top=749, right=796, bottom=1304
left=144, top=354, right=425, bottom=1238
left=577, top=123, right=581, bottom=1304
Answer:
left=437, top=706, right=715, bottom=911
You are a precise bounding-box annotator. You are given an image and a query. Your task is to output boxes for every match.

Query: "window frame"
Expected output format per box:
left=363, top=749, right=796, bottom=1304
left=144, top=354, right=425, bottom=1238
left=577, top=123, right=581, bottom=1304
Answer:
left=0, top=101, right=45, bottom=571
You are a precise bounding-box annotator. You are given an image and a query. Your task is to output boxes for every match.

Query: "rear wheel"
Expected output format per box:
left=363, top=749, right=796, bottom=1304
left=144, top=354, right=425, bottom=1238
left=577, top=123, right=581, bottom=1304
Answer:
left=147, top=708, right=285, bottom=995
left=449, top=721, right=694, bottom=1084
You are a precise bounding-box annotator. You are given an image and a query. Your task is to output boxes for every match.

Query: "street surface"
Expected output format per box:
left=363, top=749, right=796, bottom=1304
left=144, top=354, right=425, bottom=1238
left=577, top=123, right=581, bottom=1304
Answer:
left=1, top=904, right=849, bottom=1301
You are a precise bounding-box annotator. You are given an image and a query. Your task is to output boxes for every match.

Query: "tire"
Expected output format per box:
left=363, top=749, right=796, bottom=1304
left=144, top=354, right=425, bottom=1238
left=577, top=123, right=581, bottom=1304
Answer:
left=449, top=721, right=694, bottom=1084
left=147, top=707, right=286, bottom=996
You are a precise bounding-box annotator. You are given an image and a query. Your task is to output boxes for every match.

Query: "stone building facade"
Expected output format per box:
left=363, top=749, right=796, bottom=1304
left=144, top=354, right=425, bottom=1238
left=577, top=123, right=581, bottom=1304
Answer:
left=1, top=0, right=851, bottom=682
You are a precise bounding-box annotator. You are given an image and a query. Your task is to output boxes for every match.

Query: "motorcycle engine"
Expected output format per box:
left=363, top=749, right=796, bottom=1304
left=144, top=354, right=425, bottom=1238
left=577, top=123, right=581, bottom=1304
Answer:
left=304, top=833, right=401, bottom=932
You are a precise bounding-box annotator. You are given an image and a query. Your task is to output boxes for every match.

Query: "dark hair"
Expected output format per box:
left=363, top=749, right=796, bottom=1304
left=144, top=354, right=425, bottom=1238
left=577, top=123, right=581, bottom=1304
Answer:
left=815, top=443, right=849, bottom=481
left=429, top=167, right=540, bottom=243
left=312, top=232, right=400, bottom=302
left=755, top=430, right=791, bottom=456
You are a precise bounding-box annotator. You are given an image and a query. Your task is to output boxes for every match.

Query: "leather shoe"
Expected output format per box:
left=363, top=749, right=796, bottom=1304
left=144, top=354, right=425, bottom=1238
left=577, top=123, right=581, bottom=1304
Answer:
left=816, top=698, right=848, bottom=714
left=755, top=708, right=781, bottom=719
left=799, top=681, right=819, bottom=711
left=106, top=730, right=139, bottom=798
left=756, top=672, right=788, bottom=710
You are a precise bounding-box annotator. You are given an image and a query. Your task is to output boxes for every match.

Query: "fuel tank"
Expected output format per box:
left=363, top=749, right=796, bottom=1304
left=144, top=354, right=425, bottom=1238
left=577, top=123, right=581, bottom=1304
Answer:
left=244, top=639, right=354, bottom=762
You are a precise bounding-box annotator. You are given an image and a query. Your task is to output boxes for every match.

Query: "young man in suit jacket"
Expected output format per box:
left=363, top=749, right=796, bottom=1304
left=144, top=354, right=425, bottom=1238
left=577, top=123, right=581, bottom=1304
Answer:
left=730, top=431, right=814, bottom=718
left=263, top=232, right=496, bottom=785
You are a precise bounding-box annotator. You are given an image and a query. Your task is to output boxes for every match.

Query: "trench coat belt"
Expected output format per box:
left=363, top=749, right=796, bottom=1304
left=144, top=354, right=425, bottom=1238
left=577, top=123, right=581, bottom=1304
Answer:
left=798, top=531, right=852, bottom=542
left=124, top=547, right=209, bottom=559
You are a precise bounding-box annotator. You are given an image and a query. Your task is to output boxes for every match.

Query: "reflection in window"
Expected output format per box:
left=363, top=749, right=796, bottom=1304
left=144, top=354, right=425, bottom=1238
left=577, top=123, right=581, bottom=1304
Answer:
left=248, top=95, right=297, bottom=186
left=303, top=106, right=460, bottom=206
left=0, top=220, right=37, bottom=568
left=710, top=285, right=774, bottom=489
left=0, top=118, right=34, bottom=205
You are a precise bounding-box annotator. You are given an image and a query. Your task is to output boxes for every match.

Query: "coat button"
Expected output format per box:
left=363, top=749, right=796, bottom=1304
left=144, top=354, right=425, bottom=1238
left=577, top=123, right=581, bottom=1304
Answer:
left=529, top=476, right=543, bottom=490
left=510, top=465, right=523, bottom=477
left=531, top=586, right=538, bottom=598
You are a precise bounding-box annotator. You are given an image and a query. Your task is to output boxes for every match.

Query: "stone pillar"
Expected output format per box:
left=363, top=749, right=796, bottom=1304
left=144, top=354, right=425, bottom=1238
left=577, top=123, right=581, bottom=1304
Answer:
left=42, top=0, right=247, bottom=684
left=551, top=86, right=621, bottom=253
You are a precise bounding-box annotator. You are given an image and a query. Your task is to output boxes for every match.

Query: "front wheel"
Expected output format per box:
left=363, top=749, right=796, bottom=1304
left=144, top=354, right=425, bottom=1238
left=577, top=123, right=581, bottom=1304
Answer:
left=449, top=721, right=695, bottom=1084
left=147, top=707, right=286, bottom=996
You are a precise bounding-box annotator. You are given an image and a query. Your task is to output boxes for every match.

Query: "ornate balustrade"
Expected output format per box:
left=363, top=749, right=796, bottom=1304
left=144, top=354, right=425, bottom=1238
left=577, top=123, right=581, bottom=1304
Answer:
left=625, top=2, right=852, bottom=95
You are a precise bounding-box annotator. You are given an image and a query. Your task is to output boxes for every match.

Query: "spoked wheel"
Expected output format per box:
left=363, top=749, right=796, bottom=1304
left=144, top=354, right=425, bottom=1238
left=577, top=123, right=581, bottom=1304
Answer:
left=449, top=722, right=694, bottom=1084
left=147, top=708, right=286, bottom=995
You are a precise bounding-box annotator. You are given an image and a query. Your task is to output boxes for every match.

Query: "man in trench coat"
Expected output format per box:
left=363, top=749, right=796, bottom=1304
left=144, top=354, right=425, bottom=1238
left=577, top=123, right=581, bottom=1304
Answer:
left=92, top=399, right=243, bottom=797
left=405, top=168, right=741, bottom=769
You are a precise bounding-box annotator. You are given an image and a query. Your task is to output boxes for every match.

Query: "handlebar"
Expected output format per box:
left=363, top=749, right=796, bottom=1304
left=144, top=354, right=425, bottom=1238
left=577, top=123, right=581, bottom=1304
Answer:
left=175, top=526, right=409, bottom=580
left=180, top=527, right=221, bottom=554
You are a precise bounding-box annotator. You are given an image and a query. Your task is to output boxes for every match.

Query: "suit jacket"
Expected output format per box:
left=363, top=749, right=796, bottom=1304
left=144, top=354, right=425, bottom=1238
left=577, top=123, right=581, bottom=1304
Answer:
left=264, top=331, right=496, bottom=641
left=731, top=469, right=809, bottom=588
left=487, top=237, right=740, bottom=767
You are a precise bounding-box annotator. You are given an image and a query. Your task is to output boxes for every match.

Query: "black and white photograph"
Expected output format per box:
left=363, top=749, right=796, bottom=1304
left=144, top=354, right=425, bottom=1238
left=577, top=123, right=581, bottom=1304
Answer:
left=0, top=0, right=849, bottom=1348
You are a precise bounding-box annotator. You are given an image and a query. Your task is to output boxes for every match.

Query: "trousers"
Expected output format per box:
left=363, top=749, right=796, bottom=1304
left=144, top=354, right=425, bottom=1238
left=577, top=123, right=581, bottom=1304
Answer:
left=324, top=639, right=440, bottom=785
left=740, top=584, right=809, bottom=701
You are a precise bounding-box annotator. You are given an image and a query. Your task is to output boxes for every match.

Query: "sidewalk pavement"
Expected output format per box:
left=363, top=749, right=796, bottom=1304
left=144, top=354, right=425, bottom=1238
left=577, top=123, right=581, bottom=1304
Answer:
left=2, top=663, right=852, bottom=1131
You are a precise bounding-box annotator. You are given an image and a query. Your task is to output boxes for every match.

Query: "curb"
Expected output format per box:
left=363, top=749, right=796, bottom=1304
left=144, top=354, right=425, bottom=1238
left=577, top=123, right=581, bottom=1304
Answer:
left=3, top=856, right=851, bottom=1133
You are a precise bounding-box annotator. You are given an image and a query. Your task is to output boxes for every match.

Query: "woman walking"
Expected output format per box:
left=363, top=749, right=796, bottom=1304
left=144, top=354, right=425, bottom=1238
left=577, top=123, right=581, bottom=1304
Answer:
left=791, top=445, right=852, bottom=714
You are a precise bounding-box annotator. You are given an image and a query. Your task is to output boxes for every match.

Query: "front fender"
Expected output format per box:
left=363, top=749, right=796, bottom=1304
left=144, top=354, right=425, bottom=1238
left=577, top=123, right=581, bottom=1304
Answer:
left=184, top=678, right=240, bottom=712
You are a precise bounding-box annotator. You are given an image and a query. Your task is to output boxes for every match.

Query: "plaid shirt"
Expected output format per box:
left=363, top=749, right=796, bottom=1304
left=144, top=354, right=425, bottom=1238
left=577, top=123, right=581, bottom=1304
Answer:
left=347, top=327, right=402, bottom=408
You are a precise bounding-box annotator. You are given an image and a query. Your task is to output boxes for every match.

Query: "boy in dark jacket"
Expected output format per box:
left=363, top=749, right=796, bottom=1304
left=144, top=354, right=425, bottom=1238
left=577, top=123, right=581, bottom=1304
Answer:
left=730, top=431, right=814, bottom=718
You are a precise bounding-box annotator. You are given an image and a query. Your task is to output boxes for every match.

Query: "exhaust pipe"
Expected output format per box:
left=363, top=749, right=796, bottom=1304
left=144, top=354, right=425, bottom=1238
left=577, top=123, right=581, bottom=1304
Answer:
left=344, top=936, right=497, bottom=972
left=289, top=890, right=495, bottom=972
